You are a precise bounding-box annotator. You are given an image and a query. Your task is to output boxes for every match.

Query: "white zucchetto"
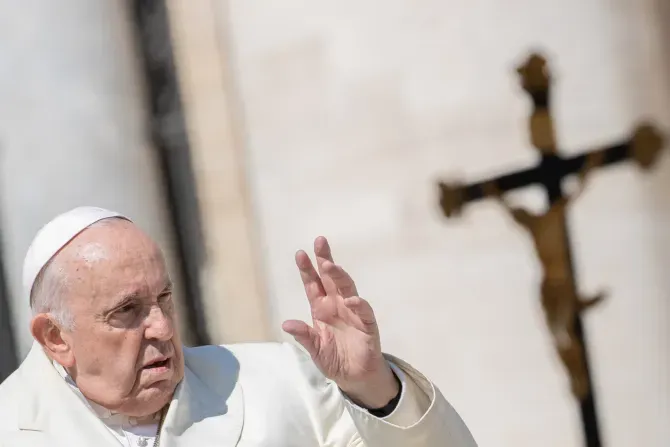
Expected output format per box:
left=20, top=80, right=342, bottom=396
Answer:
left=22, top=206, right=130, bottom=303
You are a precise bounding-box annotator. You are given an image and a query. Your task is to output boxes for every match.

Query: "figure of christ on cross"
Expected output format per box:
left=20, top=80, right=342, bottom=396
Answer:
left=482, top=153, right=605, bottom=401
left=437, top=53, right=664, bottom=447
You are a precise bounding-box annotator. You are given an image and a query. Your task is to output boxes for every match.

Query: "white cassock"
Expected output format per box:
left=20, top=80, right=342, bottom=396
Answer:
left=0, top=340, right=477, bottom=446
left=0, top=206, right=478, bottom=446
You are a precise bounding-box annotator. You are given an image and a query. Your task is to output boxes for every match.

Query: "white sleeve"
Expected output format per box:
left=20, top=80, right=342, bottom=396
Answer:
left=340, top=354, right=478, bottom=447
left=282, top=343, right=477, bottom=447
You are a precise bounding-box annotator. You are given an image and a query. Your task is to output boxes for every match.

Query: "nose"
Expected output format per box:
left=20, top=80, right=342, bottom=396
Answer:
left=144, top=304, right=174, bottom=341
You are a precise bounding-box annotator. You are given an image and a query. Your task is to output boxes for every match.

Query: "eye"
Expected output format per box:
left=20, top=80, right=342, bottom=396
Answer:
left=158, top=293, right=174, bottom=308
left=117, top=302, right=137, bottom=314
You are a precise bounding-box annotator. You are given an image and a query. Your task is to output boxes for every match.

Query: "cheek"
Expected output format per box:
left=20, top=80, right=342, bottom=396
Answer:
left=75, top=329, right=144, bottom=378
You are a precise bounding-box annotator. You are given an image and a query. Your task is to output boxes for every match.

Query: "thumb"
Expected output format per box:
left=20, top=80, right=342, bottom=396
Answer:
left=282, top=320, right=320, bottom=358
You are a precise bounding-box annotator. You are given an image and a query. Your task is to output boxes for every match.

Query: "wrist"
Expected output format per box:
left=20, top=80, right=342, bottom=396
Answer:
left=337, top=363, right=400, bottom=409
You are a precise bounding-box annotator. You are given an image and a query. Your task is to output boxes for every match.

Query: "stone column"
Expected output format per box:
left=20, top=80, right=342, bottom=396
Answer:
left=0, top=0, right=189, bottom=357
left=164, top=0, right=272, bottom=344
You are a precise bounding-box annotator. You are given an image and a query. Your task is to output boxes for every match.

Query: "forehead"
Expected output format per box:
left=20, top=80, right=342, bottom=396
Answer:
left=59, top=220, right=169, bottom=301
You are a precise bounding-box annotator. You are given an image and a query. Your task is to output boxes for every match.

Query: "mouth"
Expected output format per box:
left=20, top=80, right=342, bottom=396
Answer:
left=143, top=357, right=171, bottom=370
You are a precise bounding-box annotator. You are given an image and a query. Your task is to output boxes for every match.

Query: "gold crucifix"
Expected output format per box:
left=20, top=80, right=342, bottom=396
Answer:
left=437, top=53, right=664, bottom=447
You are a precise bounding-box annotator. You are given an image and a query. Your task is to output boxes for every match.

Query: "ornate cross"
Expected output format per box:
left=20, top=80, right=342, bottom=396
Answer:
left=437, top=53, right=665, bottom=447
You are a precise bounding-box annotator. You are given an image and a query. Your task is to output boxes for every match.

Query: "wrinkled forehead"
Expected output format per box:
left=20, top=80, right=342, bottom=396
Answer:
left=59, top=221, right=170, bottom=302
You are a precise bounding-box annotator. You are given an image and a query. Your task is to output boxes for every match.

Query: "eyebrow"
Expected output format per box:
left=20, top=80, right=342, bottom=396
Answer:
left=100, top=279, right=173, bottom=315
left=127, top=277, right=173, bottom=295
left=161, top=279, right=174, bottom=293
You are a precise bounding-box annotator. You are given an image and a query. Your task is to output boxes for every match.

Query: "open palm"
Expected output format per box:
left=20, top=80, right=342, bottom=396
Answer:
left=282, top=237, right=387, bottom=385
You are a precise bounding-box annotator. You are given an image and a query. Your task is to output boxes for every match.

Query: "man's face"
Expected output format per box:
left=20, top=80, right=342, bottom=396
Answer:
left=55, top=220, right=184, bottom=417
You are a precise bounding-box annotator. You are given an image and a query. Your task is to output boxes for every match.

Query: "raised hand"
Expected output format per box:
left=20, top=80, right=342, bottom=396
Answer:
left=282, top=236, right=399, bottom=408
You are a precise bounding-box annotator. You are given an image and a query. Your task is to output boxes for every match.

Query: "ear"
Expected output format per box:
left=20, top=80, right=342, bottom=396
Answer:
left=30, top=314, right=75, bottom=368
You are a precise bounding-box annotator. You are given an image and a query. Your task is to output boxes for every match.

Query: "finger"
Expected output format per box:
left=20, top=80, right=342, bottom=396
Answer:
left=282, top=320, right=320, bottom=358
left=314, top=237, right=340, bottom=296
left=295, top=250, right=326, bottom=303
left=343, top=296, right=377, bottom=330
left=321, top=262, right=358, bottom=298
left=314, top=236, right=335, bottom=275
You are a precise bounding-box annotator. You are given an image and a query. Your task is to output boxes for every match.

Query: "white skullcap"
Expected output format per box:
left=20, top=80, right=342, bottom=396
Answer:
left=23, top=206, right=130, bottom=304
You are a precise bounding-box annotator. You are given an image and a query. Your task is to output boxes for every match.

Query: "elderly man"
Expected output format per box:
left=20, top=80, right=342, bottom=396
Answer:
left=0, top=207, right=476, bottom=446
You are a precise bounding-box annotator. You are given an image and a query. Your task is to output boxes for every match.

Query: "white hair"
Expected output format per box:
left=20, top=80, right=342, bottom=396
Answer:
left=30, top=218, right=118, bottom=329
left=30, top=254, right=73, bottom=328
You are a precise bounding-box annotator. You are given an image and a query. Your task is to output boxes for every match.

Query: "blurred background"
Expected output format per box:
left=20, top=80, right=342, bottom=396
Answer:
left=1, top=1, right=670, bottom=446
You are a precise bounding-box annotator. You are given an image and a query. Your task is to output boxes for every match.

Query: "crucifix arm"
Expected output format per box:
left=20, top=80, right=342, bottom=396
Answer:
left=577, top=150, right=604, bottom=182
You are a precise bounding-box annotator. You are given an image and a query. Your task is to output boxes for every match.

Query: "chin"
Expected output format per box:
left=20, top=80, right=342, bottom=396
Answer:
left=147, top=389, right=174, bottom=412
left=125, top=387, right=174, bottom=418
left=124, top=360, right=183, bottom=417
left=128, top=379, right=179, bottom=417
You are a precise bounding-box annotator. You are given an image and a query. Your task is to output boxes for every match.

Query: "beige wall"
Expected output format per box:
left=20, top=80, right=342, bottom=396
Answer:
left=170, top=0, right=670, bottom=445
left=228, top=1, right=670, bottom=446
left=166, top=1, right=272, bottom=344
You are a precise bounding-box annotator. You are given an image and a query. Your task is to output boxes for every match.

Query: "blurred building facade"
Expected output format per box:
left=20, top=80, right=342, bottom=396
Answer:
left=2, top=1, right=670, bottom=446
